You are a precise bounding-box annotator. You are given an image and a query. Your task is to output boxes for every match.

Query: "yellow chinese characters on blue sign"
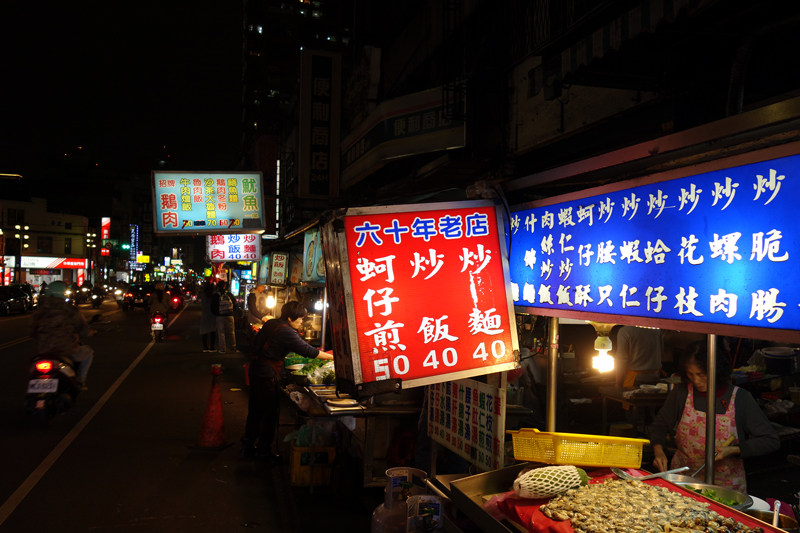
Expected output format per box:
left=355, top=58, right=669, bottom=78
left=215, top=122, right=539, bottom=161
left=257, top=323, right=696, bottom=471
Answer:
left=152, top=171, right=266, bottom=235
left=510, top=153, right=800, bottom=333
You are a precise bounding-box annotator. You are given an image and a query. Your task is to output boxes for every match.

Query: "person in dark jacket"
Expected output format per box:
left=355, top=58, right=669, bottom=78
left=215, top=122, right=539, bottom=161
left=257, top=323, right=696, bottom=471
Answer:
left=210, top=280, right=239, bottom=353
left=650, top=341, right=779, bottom=493
left=241, top=300, right=333, bottom=462
left=198, top=282, right=217, bottom=352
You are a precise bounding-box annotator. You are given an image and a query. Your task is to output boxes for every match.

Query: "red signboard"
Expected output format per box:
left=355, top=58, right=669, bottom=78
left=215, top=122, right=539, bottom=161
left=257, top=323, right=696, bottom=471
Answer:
left=343, top=202, right=519, bottom=388
left=101, top=217, right=111, bottom=240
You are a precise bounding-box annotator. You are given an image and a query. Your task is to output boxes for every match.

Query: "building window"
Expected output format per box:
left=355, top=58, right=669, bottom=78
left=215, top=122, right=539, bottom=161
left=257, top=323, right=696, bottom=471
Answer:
left=64, top=237, right=72, bottom=254
left=8, top=208, right=25, bottom=224
left=37, top=236, right=53, bottom=254
left=65, top=222, right=72, bottom=230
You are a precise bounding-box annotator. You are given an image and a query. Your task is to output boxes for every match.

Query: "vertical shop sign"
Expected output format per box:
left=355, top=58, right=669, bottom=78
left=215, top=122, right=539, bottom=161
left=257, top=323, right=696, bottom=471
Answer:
left=509, top=149, right=800, bottom=342
left=298, top=50, right=340, bottom=199
left=270, top=252, right=288, bottom=285
left=340, top=200, right=519, bottom=388
left=428, top=379, right=505, bottom=471
left=129, top=224, right=139, bottom=261
left=101, top=217, right=111, bottom=240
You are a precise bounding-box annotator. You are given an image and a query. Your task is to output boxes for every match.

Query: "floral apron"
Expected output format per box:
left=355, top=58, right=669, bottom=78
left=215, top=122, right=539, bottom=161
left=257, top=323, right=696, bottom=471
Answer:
left=671, top=384, right=747, bottom=493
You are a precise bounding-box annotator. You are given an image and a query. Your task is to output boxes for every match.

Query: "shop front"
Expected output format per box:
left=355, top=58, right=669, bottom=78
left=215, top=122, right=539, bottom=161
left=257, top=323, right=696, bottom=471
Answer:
left=2, top=255, right=89, bottom=291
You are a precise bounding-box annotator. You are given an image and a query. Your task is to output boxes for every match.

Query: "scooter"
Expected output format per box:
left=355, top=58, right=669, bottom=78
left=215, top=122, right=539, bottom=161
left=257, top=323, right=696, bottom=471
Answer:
left=91, top=293, right=103, bottom=308
left=151, top=311, right=168, bottom=341
left=64, top=289, right=78, bottom=307
left=24, top=354, right=81, bottom=428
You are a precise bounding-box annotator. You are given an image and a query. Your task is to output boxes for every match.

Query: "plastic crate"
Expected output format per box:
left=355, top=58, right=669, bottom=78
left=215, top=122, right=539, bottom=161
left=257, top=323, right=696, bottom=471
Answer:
left=290, top=444, right=336, bottom=486
left=507, top=428, right=649, bottom=469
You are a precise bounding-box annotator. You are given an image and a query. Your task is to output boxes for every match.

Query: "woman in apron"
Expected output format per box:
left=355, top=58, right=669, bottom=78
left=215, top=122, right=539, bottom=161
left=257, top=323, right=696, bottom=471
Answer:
left=649, top=341, right=779, bottom=493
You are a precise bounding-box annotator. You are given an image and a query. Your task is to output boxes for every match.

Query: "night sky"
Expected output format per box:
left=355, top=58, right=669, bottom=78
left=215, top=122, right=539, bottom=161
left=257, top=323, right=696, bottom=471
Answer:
left=1, top=2, right=243, bottom=185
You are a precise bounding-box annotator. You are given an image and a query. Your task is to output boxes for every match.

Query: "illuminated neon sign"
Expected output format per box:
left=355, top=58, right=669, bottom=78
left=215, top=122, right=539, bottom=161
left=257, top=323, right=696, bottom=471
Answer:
left=340, top=201, right=519, bottom=388
left=152, top=171, right=266, bottom=235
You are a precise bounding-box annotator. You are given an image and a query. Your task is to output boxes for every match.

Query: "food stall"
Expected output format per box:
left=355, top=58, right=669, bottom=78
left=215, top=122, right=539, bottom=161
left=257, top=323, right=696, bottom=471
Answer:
left=277, top=200, right=522, bottom=506
left=423, top=123, right=800, bottom=532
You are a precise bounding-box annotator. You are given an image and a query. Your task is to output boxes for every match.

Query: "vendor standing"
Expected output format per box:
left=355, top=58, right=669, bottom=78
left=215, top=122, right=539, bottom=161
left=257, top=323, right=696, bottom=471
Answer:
left=241, top=300, right=333, bottom=462
left=615, top=325, right=663, bottom=388
left=650, top=341, right=779, bottom=492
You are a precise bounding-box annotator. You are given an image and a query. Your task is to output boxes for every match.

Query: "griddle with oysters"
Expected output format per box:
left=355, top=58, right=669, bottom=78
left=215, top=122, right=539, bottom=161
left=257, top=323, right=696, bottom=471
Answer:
left=539, top=478, right=763, bottom=533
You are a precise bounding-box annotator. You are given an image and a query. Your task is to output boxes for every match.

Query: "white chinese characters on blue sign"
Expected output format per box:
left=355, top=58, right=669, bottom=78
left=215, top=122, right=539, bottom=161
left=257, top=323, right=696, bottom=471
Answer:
left=509, top=154, right=799, bottom=330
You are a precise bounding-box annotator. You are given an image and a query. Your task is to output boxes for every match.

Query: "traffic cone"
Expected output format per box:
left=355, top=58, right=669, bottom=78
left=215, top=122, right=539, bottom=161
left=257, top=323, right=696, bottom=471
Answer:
left=192, top=364, right=233, bottom=451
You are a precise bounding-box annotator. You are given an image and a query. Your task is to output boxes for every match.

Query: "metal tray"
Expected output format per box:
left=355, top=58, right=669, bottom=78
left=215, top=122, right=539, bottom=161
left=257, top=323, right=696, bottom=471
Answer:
left=675, top=482, right=753, bottom=511
left=450, top=462, right=530, bottom=533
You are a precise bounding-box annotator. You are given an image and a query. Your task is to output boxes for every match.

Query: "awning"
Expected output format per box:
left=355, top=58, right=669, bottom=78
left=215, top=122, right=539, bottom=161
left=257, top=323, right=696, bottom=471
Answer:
left=530, top=0, right=718, bottom=95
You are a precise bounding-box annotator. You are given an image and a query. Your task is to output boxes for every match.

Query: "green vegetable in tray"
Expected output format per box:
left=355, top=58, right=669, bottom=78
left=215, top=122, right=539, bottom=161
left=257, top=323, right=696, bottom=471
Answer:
left=692, top=488, right=740, bottom=507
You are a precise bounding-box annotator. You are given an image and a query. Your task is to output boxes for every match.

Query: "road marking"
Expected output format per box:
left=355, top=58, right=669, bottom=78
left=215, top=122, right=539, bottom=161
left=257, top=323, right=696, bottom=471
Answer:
left=0, top=314, right=32, bottom=322
left=0, top=337, right=31, bottom=351
left=0, top=305, right=187, bottom=526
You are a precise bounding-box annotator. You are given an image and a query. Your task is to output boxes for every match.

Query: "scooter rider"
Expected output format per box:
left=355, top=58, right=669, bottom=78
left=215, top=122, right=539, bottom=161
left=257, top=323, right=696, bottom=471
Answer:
left=31, top=281, right=96, bottom=388
left=148, top=282, right=170, bottom=314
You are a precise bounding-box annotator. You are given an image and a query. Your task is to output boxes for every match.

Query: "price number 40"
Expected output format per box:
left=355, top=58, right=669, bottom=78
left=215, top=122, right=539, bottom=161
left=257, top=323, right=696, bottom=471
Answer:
left=373, top=341, right=507, bottom=380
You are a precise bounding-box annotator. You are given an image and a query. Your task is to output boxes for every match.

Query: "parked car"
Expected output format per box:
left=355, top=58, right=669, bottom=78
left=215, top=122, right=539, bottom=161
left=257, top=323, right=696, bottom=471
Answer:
left=122, top=284, right=155, bottom=311
left=0, top=285, right=29, bottom=315
left=11, top=283, right=37, bottom=310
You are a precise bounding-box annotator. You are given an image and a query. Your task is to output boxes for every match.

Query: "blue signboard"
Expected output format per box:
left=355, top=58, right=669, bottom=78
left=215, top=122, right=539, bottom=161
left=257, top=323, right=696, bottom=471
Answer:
left=152, top=171, right=266, bottom=235
left=509, top=152, right=800, bottom=335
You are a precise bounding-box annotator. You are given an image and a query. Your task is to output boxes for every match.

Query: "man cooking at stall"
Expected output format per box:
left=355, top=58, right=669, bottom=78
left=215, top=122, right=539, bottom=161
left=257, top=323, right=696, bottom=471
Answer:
left=649, top=341, right=779, bottom=492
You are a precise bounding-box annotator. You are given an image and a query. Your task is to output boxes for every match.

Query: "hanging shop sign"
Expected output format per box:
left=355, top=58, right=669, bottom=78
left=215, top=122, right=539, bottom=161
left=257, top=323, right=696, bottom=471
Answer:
left=269, top=252, right=288, bottom=285
left=509, top=145, right=800, bottom=343
left=101, top=217, right=111, bottom=240
left=325, top=200, right=519, bottom=390
left=206, top=234, right=261, bottom=262
left=257, top=255, right=270, bottom=285
left=20, top=257, right=88, bottom=269
left=298, top=50, right=341, bottom=199
left=428, top=379, right=506, bottom=471
left=303, top=228, right=325, bottom=282
left=152, top=171, right=266, bottom=235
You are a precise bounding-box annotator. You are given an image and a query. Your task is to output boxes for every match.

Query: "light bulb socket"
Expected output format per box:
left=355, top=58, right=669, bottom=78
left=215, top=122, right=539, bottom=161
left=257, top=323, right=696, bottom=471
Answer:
left=594, top=336, right=612, bottom=351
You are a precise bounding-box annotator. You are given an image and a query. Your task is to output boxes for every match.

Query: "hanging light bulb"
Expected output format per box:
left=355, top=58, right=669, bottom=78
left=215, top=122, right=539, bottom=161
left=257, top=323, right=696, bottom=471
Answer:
left=588, top=321, right=616, bottom=373
left=314, top=300, right=323, bottom=311
left=266, top=293, right=276, bottom=308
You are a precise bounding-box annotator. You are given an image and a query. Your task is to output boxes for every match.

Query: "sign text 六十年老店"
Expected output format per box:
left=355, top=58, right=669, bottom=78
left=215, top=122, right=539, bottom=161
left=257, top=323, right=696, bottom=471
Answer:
left=152, top=171, right=266, bottom=235
left=509, top=151, right=800, bottom=338
left=344, top=202, right=519, bottom=388
left=207, top=234, right=261, bottom=262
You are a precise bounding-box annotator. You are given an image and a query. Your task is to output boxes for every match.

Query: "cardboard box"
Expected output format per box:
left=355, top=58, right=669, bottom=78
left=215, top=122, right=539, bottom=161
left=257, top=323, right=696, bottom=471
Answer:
left=290, top=444, right=336, bottom=486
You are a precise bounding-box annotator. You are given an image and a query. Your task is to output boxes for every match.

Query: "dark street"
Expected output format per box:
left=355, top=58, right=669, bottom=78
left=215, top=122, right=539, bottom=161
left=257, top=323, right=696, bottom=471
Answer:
left=0, top=299, right=372, bottom=533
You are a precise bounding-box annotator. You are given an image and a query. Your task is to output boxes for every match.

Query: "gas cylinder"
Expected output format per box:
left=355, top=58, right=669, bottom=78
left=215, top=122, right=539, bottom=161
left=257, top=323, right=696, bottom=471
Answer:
left=371, top=467, right=427, bottom=533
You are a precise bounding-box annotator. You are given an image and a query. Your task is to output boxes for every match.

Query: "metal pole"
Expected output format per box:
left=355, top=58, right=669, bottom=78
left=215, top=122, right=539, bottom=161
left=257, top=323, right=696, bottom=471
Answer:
left=320, top=286, right=328, bottom=352
left=546, top=317, right=559, bottom=432
left=705, top=333, right=717, bottom=485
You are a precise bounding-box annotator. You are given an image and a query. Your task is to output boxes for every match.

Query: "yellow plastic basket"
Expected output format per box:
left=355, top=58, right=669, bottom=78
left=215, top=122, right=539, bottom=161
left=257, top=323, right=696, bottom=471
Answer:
left=507, top=428, right=649, bottom=469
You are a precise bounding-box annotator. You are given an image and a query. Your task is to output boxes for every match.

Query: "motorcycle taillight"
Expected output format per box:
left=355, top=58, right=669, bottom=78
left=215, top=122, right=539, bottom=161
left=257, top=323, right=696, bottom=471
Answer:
left=154, top=317, right=163, bottom=323
left=173, top=298, right=179, bottom=303
left=36, top=361, right=53, bottom=372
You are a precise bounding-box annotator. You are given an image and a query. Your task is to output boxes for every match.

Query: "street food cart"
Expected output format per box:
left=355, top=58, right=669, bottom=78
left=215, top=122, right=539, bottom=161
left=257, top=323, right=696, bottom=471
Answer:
left=419, top=108, right=800, bottom=532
